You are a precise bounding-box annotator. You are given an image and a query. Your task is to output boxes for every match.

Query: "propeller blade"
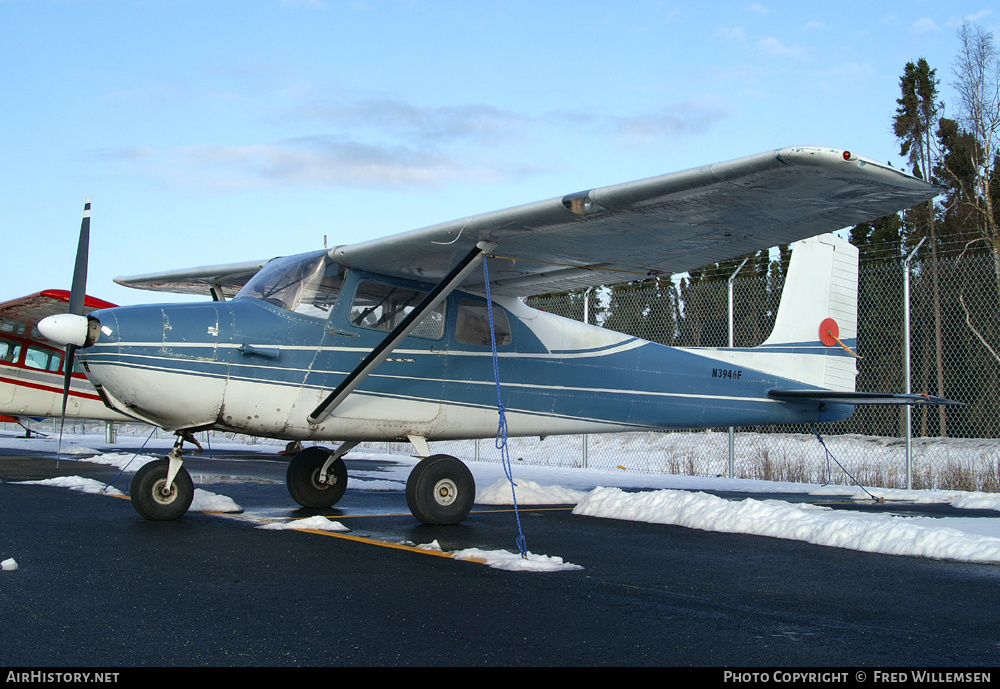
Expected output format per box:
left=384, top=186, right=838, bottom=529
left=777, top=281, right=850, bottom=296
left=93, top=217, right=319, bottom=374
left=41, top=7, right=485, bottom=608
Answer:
left=67, top=197, right=91, bottom=316
left=56, top=198, right=91, bottom=464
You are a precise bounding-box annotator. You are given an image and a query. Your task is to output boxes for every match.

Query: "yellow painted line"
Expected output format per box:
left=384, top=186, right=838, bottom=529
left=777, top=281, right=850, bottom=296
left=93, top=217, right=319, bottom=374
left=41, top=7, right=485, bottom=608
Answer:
left=82, top=488, right=561, bottom=566
left=292, top=528, right=487, bottom=563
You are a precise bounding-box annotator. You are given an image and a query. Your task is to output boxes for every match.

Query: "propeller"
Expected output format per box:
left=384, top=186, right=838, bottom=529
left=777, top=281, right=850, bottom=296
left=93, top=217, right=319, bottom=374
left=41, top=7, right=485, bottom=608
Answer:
left=42, top=198, right=91, bottom=463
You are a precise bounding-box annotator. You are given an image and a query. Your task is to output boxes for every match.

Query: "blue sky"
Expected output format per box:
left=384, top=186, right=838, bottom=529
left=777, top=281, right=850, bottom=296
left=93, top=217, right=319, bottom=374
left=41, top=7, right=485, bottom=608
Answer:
left=1, top=0, right=996, bottom=305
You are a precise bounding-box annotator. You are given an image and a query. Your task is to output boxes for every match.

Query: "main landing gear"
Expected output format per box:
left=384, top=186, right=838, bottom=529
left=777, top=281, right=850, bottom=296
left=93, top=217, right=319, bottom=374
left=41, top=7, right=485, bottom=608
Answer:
left=285, top=445, right=476, bottom=525
left=406, top=454, right=476, bottom=525
left=286, top=445, right=352, bottom=508
left=131, top=433, right=197, bottom=521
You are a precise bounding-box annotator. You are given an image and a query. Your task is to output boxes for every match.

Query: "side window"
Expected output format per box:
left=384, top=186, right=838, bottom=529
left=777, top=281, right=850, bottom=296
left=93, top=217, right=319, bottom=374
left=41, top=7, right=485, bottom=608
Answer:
left=456, top=299, right=512, bottom=346
left=349, top=281, right=445, bottom=340
left=24, top=346, right=60, bottom=371
left=0, top=339, right=21, bottom=365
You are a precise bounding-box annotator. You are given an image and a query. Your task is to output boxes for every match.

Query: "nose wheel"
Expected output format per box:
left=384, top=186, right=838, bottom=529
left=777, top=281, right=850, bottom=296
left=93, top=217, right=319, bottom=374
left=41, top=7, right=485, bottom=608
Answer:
left=406, top=454, right=475, bottom=525
left=131, top=458, right=194, bottom=521
left=130, top=432, right=198, bottom=521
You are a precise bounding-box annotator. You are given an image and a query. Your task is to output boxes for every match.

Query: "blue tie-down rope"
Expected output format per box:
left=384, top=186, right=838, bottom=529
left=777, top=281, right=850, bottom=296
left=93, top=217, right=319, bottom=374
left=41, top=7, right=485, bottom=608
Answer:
left=483, top=256, right=528, bottom=559
left=107, top=426, right=157, bottom=494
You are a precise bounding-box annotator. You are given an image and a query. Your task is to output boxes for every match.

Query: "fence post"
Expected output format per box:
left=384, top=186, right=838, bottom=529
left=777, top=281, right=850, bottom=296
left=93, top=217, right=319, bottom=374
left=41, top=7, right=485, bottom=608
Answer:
left=903, top=238, right=925, bottom=490
left=727, top=257, right=749, bottom=479
left=582, top=287, right=595, bottom=469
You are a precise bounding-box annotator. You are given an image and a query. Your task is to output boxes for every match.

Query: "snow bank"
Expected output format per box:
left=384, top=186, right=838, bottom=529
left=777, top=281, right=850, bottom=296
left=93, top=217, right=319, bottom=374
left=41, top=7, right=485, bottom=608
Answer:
left=258, top=515, right=349, bottom=532
left=190, top=489, right=242, bottom=513
left=15, top=476, right=241, bottom=514
left=574, top=487, right=1000, bottom=564
left=17, top=476, right=124, bottom=496
left=477, top=478, right=588, bottom=505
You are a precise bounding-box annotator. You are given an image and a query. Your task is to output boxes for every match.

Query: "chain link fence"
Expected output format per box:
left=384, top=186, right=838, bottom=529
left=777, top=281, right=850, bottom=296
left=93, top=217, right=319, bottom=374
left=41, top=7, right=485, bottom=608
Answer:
left=435, top=251, right=1000, bottom=492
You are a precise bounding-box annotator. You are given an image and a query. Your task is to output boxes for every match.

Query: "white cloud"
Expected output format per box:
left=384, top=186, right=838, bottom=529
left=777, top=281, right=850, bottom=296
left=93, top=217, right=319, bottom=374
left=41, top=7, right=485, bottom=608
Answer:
left=947, top=9, right=994, bottom=27
left=612, top=98, right=731, bottom=141
left=757, top=37, right=804, bottom=57
left=300, top=99, right=530, bottom=145
left=713, top=26, right=746, bottom=42
left=912, top=17, right=940, bottom=33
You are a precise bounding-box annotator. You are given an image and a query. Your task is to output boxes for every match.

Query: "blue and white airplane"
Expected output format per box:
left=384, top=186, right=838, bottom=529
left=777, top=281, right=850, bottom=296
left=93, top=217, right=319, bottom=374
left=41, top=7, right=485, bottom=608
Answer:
left=39, top=146, right=948, bottom=525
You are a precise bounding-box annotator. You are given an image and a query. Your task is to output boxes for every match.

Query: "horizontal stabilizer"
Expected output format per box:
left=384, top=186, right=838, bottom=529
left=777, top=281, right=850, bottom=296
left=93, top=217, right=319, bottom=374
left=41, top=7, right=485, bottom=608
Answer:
left=768, top=389, right=962, bottom=406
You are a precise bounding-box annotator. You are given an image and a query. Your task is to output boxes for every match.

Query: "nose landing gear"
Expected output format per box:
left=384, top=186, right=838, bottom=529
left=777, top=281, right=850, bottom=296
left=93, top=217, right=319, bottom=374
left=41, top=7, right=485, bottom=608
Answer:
left=131, top=433, right=198, bottom=521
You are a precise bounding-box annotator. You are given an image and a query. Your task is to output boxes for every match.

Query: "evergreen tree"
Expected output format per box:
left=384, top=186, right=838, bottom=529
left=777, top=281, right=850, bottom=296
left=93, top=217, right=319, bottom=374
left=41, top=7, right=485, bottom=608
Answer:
left=894, top=58, right=949, bottom=435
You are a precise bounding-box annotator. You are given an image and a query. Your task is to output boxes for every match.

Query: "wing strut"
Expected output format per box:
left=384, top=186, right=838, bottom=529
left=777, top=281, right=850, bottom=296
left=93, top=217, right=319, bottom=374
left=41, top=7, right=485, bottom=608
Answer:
left=307, top=240, right=497, bottom=425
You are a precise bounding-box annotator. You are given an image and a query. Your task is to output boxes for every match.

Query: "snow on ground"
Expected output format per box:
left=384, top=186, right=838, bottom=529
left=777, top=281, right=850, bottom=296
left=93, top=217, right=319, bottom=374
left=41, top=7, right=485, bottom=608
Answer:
left=257, top=515, right=349, bottom=532
left=16, top=475, right=125, bottom=496
left=415, top=540, right=583, bottom=572
left=573, top=487, right=1000, bottom=564
left=6, top=429, right=1000, bottom=570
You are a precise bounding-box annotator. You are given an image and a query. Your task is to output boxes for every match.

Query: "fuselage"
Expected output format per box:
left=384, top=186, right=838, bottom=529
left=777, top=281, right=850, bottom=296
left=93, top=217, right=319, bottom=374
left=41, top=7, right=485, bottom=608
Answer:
left=74, top=252, right=852, bottom=441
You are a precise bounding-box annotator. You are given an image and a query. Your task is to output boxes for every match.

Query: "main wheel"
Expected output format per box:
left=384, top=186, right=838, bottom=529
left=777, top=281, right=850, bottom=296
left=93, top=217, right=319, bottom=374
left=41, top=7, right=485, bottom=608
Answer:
left=131, top=458, right=194, bottom=521
left=287, top=447, right=348, bottom=508
left=406, top=454, right=475, bottom=525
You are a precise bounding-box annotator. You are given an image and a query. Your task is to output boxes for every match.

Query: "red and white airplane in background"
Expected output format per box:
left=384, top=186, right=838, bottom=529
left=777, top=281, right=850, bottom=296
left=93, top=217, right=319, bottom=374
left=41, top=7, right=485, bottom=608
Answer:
left=0, top=289, right=130, bottom=434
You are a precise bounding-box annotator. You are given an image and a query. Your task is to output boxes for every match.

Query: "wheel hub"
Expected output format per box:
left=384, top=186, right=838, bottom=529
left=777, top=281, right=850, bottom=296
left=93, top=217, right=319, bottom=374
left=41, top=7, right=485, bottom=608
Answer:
left=151, top=478, right=178, bottom=505
left=433, top=478, right=458, bottom=506
left=309, top=467, right=334, bottom=490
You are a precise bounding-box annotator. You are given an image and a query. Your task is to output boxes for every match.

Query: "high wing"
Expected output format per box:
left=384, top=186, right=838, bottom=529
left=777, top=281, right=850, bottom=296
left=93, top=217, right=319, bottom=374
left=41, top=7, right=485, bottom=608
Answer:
left=112, top=146, right=937, bottom=298
left=114, top=259, right=268, bottom=299
left=333, top=146, right=937, bottom=296
left=0, top=290, right=117, bottom=339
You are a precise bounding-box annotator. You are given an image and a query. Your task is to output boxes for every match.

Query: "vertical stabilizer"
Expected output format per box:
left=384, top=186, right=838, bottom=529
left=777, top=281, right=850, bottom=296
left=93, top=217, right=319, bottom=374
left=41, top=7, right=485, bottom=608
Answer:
left=680, top=233, right=859, bottom=391
left=759, top=233, right=858, bottom=390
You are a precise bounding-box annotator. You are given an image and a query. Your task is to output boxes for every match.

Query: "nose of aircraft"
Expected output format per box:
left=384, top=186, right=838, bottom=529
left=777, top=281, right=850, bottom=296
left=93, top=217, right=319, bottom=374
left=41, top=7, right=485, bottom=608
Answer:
left=71, top=303, right=230, bottom=431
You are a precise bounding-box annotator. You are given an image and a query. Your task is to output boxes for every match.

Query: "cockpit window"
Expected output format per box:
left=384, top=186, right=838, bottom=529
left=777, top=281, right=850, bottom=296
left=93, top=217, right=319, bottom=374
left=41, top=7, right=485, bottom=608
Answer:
left=236, top=251, right=345, bottom=319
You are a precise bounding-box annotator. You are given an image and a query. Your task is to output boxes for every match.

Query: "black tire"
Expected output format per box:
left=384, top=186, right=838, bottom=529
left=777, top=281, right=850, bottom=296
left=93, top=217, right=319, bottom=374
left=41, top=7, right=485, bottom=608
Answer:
left=287, top=447, right=348, bottom=508
left=131, top=458, right=194, bottom=521
left=405, top=454, right=475, bottom=525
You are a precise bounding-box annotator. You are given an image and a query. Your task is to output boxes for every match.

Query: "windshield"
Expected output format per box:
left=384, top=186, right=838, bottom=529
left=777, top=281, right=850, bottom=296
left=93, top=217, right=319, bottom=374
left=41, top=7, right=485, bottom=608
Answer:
left=235, top=251, right=346, bottom=318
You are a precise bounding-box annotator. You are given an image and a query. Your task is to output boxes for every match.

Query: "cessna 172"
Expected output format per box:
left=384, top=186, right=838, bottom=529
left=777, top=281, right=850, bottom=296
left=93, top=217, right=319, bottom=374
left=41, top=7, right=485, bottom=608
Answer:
left=38, top=146, right=951, bottom=525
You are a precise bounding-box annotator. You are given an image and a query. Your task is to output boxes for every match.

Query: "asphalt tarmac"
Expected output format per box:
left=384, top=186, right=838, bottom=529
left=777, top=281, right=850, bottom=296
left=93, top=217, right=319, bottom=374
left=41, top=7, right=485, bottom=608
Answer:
left=1, top=444, right=999, bottom=668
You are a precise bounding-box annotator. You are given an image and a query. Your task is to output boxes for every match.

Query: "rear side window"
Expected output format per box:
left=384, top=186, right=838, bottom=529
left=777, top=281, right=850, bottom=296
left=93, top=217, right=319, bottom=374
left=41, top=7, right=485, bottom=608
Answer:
left=349, top=281, right=445, bottom=340
left=0, top=339, right=21, bottom=364
left=456, top=299, right=512, bottom=346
